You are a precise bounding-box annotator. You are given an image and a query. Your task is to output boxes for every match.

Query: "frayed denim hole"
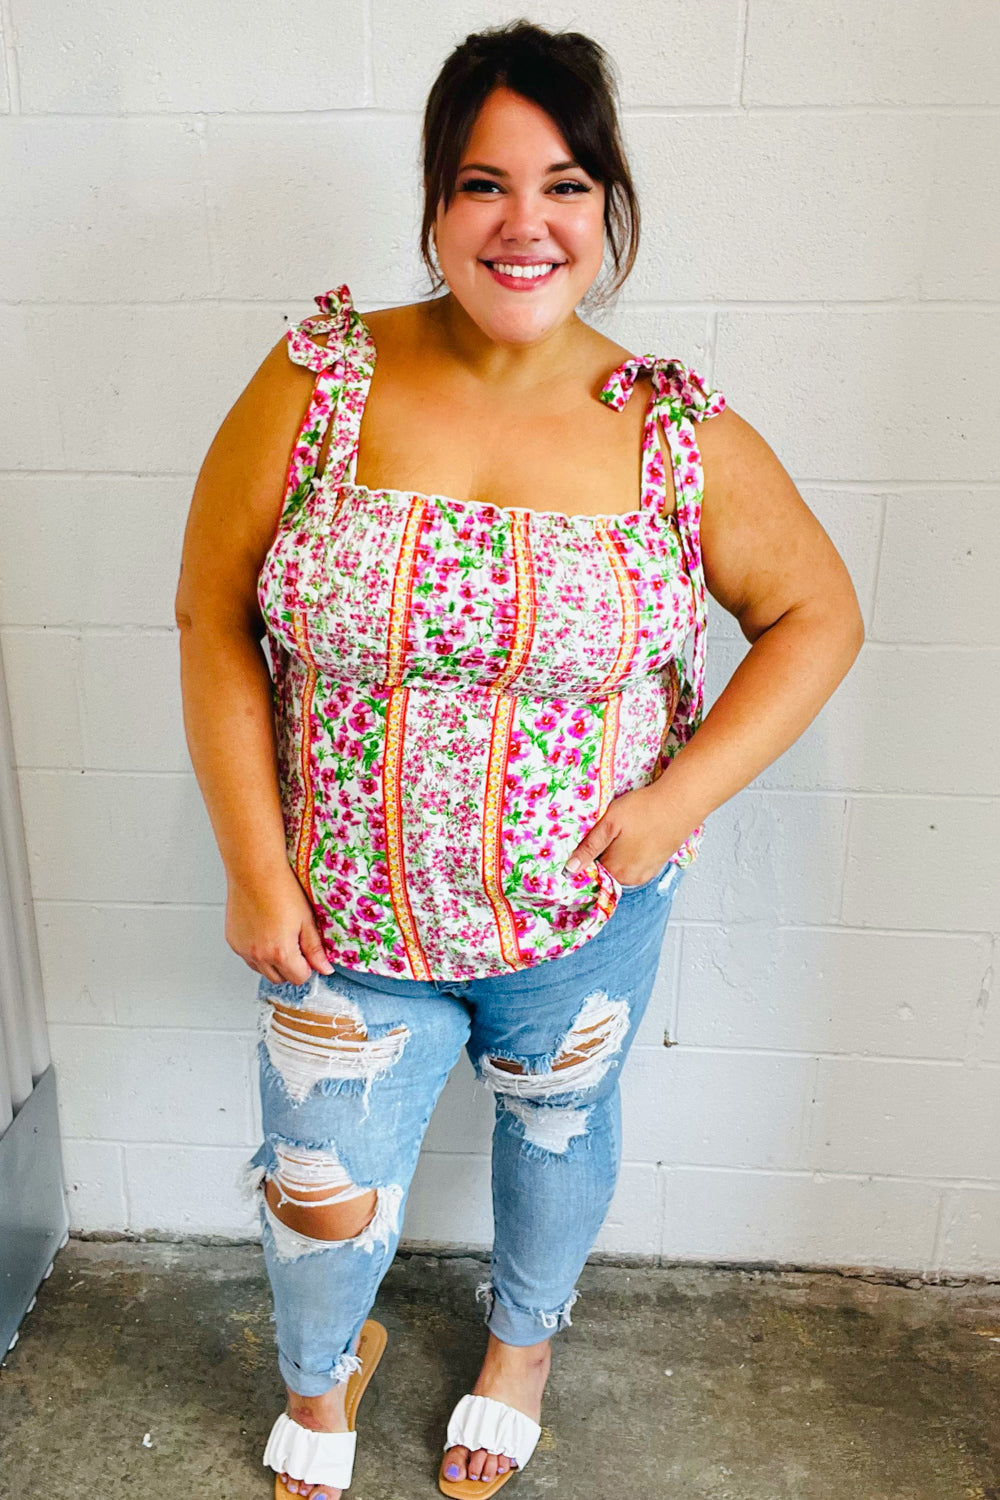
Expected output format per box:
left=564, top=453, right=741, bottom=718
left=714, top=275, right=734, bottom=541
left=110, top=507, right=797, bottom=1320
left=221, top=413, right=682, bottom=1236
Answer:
left=519, top=1135, right=579, bottom=1165
left=268, top=1139, right=375, bottom=1213
left=262, top=1063, right=379, bottom=1118
left=475, top=1047, right=560, bottom=1083
left=500, top=1096, right=592, bottom=1159
left=260, top=1180, right=404, bottom=1264
left=258, top=1001, right=409, bottom=1119
left=258, top=1041, right=379, bottom=1113
left=258, top=1041, right=287, bottom=1092
left=261, top=1127, right=366, bottom=1175
left=479, top=993, right=631, bottom=1102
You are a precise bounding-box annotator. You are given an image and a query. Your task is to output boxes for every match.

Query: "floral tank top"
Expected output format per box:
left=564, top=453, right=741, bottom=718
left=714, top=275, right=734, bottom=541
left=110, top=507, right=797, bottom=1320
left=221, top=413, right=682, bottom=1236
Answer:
left=257, top=285, right=726, bottom=982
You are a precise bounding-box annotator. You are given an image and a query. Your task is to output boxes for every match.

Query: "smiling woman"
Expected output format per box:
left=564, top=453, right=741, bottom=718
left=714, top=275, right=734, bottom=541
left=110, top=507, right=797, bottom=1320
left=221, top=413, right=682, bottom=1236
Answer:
left=175, top=18, right=863, bottom=1500
left=419, top=27, right=639, bottom=324
left=423, top=87, right=608, bottom=339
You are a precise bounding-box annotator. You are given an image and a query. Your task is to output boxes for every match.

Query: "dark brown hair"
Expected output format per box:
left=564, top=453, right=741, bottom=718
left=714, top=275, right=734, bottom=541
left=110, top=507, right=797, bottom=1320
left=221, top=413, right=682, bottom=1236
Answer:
left=419, top=20, right=640, bottom=314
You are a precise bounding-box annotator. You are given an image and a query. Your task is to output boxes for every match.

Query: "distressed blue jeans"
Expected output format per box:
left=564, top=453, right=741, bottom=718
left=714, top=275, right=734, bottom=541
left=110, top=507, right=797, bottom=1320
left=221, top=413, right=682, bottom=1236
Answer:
left=245, top=859, right=687, bottom=1397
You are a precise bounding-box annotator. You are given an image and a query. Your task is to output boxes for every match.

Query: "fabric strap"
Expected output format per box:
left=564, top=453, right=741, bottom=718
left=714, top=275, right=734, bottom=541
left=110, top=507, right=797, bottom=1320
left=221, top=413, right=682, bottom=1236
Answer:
left=262, top=1411, right=358, bottom=1488
left=444, top=1393, right=542, bottom=1469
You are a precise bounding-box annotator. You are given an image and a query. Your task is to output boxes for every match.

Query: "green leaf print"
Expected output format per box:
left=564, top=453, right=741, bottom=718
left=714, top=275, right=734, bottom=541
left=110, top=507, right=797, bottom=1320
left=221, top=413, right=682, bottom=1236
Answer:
left=281, top=479, right=312, bottom=523
left=361, top=734, right=382, bottom=774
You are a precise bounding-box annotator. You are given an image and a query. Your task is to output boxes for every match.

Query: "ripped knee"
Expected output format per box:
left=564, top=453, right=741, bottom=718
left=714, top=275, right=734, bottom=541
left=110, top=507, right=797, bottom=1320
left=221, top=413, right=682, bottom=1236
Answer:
left=260, top=979, right=410, bottom=1106
left=481, top=990, right=630, bottom=1099
left=249, top=1141, right=405, bottom=1263
left=498, top=1095, right=591, bottom=1154
left=477, top=991, right=631, bottom=1156
left=265, top=1141, right=378, bottom=1240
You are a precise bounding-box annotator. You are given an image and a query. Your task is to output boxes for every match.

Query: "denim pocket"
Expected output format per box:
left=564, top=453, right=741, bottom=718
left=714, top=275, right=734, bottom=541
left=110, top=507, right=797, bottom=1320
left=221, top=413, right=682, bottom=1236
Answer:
left=611, top=857, right=674, bottom=895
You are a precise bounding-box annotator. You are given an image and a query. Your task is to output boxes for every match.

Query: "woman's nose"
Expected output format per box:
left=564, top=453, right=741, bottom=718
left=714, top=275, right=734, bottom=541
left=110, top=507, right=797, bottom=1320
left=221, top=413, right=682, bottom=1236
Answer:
left=498, top=198, right=549, bottom=239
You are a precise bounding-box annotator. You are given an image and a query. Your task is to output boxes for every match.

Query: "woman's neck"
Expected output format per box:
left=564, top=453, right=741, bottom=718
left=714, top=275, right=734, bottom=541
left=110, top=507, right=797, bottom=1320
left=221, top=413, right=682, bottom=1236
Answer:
left=421, top=291, right=592, bottom=397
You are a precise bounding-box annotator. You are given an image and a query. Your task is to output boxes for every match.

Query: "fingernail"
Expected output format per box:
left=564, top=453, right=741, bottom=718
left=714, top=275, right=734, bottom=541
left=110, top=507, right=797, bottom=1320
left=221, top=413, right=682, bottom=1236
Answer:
left=445, top=1463, right=461, bottom=1479
left=565, top=856, right=581, bottom=874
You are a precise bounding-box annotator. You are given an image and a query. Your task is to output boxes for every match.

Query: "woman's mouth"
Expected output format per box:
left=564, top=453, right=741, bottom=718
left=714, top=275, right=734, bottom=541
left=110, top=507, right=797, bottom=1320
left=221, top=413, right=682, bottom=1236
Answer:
left=481, top=260, right=565, bottom=290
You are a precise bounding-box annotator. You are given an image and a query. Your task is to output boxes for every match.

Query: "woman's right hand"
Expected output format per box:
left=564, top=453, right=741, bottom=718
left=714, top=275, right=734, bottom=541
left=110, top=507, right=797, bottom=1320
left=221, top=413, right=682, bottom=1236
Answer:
left=225, top=866, right=335, bottom=986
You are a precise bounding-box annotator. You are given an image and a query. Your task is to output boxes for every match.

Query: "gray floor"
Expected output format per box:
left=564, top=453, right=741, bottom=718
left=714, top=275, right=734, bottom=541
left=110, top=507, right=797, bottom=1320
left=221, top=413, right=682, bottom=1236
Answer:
left=2, top=1241, right=1000, bottom=1499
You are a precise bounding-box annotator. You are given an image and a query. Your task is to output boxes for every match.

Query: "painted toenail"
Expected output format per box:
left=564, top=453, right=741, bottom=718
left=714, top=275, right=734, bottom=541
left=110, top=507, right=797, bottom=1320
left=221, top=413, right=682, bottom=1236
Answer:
left=445, top=1463, right=461, bottom=1478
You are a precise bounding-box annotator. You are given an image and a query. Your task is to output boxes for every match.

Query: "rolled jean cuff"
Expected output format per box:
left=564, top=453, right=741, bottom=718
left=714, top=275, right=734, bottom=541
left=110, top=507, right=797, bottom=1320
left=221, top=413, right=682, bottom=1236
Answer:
left=277, top=1345, right=364, bottom=1397
left=479, top=1280, right=580, bottom=1345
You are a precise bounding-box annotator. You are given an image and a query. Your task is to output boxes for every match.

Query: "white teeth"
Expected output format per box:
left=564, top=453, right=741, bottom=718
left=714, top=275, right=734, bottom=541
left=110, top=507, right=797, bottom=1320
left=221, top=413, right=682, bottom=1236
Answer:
left=489, top=262, right=557, bottom=279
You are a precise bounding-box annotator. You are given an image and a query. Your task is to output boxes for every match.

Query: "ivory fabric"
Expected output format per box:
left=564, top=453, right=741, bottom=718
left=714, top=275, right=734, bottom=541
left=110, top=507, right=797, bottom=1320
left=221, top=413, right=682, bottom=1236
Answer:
left=444, top=1392, right=543, bottom=1469
left=262, top=1411, right=358, bottom=1488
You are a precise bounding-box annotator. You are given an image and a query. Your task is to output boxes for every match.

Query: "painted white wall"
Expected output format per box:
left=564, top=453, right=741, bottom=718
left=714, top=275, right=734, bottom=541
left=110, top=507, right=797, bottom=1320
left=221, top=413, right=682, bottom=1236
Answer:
left=1, top=1, right=997, bottom=1273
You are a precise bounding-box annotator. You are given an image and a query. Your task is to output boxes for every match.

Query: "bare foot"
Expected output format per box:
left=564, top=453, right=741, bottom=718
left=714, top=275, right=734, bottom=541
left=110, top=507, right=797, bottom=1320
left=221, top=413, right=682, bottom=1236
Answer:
left=442, top=1332, right=551, bottom=1485
left=275, top=1380, right=349, bottom=1500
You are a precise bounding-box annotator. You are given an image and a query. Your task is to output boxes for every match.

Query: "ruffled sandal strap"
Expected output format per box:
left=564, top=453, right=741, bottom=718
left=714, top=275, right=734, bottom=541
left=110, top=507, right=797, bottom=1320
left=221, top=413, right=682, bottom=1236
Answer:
left=444, top=1393, right=541, bottom=1470
left=262, top=1411, right=358, bottom=1489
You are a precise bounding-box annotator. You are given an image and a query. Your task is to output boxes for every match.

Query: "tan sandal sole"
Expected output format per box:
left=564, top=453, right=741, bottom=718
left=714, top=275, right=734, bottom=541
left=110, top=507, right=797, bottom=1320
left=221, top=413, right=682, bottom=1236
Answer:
left=438, top=1460, right=518, bottom=1498
left=275, top=1318, right=387, bottom=1498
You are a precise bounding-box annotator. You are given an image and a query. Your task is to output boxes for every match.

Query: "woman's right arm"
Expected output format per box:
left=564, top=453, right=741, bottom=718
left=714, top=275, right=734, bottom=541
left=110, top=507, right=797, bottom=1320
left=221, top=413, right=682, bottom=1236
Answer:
left=174, top=332, right=335, bottom=987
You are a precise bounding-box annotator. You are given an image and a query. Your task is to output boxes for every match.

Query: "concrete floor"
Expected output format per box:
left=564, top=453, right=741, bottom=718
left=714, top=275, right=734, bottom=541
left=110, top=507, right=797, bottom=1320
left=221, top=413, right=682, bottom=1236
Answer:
left=2, top=1241, right=1000, bottom=1499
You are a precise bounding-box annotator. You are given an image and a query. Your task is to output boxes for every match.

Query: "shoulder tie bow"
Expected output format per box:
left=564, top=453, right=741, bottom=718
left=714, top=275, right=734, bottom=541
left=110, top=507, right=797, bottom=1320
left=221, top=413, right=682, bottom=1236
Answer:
left=285, top=284, right=355, bottom=374
left=598, top=354, right=660, bottom=412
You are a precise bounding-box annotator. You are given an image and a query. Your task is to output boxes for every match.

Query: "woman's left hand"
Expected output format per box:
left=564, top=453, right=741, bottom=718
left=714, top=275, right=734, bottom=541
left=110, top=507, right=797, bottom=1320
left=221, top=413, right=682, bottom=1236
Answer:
left=563, top=782, right=686, bottom=887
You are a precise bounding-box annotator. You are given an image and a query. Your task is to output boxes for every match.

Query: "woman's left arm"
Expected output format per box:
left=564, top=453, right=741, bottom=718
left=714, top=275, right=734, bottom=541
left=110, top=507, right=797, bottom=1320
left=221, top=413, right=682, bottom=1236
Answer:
left=568, top=406, right=866, bottom=881
left=651, top=403, right=865, bottom=841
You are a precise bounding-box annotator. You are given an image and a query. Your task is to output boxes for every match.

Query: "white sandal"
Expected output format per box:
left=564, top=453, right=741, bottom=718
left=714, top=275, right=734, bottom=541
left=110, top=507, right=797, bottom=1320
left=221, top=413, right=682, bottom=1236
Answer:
left=264, top=1319, right=386, bottom=1496
left=438, top=1392, right=542, bottom=1496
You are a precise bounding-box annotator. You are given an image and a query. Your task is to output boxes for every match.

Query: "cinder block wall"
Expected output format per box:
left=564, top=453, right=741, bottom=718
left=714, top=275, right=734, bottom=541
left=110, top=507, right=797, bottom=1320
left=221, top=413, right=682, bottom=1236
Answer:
left=1, top=3, right=997, bottom=1272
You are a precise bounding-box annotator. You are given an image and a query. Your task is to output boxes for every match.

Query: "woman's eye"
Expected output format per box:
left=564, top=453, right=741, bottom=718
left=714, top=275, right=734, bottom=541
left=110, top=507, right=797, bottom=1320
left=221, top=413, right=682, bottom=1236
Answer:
left=458, top=178, right=591, bottom=195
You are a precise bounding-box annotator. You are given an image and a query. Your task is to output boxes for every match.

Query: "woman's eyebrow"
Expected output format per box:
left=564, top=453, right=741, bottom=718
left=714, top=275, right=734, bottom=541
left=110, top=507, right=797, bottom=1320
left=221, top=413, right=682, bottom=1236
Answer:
left=457, top=160, right=581, bottom=177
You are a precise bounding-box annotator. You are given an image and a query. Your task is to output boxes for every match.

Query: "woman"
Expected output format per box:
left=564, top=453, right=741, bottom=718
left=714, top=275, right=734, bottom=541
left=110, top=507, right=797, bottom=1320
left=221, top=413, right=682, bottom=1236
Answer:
left=176, top=20, right=864, bottom=1500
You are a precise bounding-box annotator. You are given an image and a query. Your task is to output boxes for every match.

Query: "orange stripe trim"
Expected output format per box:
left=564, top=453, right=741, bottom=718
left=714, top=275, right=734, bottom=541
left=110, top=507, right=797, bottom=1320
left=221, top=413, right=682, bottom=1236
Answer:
left=382, top=685, right=433, bottom=980
left=385, top=497, right=427, bottom=686
left=593, top=522, right=640, bottom=695
left=488, top=511, right=536, bottom=695
left=291, top=612, right=318, bottom=899
left=481, top=694, right=528, bottom=970
left=592, top=692, right=622, bottom=919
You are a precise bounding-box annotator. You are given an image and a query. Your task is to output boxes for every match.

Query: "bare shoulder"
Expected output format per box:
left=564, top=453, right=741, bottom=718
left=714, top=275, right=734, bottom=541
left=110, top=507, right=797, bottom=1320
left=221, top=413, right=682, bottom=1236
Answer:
left=697, top=406, right=864, bottom=643
left=358, top=299, right=435, bottom=356
left=357, top=300, right=413, bottom=333
left=174, top=329, right=327, bottom=629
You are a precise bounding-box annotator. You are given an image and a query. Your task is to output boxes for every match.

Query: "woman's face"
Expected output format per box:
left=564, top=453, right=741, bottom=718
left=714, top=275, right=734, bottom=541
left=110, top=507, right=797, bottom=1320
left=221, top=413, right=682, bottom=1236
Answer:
left=432, top=85, right=606, bottom=345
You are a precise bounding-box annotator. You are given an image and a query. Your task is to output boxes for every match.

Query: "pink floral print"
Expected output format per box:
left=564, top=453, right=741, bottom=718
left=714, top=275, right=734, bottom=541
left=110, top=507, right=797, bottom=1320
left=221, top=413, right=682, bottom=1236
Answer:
left=257, top=286, right=726, bottom=981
